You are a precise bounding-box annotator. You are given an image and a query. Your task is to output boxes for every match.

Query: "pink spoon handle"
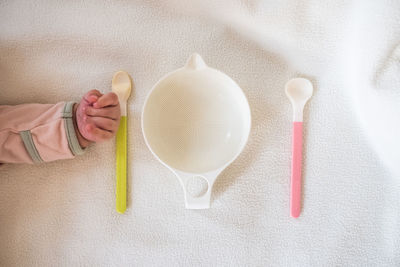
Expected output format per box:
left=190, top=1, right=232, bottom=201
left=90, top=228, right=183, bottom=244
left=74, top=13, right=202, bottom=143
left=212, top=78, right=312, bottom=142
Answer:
left=290, top=122, right=303, bottom=218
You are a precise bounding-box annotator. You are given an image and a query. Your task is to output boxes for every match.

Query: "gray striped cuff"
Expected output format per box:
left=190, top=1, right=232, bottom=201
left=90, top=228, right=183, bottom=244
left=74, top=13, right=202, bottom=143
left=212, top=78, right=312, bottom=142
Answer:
left=62, top=101, right=85, bottom=156
left=20, top=130, right=43, bottom=163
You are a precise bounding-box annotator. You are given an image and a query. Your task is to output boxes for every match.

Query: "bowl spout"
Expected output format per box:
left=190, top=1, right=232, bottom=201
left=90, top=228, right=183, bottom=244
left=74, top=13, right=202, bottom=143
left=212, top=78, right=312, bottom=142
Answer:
left=185, top=53, right=207, bottom=70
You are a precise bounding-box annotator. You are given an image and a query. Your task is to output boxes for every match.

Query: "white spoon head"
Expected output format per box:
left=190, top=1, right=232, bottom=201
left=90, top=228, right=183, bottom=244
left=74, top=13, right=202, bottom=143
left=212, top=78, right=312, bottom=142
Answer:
left=285, top=78, right=313, bottom=121
left=285, top=78, right=313, bottom=104
left=112, top=71, right=132, bottom=101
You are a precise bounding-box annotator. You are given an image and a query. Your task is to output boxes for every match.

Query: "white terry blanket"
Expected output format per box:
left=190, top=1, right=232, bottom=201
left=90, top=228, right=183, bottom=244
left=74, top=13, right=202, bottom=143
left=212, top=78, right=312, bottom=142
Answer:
left=1, top=0, right=399, bottom=266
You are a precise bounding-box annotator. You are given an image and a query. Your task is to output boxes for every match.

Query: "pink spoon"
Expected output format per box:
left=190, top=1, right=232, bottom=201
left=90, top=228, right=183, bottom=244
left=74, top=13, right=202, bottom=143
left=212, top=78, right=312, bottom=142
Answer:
left=285, top=78, right=313, bottom=218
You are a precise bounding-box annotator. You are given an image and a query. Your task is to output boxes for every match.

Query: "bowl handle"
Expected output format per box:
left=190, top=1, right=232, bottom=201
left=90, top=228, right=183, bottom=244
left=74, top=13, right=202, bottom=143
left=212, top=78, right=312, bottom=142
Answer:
left=173, top=169, right=222, bottom=209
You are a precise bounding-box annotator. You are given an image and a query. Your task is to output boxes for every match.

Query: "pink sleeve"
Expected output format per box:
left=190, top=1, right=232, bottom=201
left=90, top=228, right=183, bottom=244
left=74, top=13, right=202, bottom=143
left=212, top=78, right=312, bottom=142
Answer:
left=0, top=102, right=85, bottom=164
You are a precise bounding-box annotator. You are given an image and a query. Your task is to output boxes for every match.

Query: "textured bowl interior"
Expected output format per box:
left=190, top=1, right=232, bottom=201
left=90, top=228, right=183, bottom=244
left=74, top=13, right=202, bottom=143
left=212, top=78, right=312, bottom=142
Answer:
left=143, top=68, right=251, bottom=173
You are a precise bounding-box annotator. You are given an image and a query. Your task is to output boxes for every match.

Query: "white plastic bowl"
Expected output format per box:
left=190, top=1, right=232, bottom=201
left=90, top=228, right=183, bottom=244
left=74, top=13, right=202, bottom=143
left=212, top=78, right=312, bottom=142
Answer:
left=142, top=54, right=251, bottom=209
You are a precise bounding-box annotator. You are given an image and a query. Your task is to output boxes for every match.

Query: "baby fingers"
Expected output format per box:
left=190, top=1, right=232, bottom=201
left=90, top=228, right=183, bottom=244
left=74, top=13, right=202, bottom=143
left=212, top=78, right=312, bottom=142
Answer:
left=86, top=116, right=119, bottom=133
left=93, top=92, right=119, bottom=108
left=85, top=124, right=114, bottom=142
left=83, top=89, right=103, bottom=104
left=85, top=106, right=120, bottom=120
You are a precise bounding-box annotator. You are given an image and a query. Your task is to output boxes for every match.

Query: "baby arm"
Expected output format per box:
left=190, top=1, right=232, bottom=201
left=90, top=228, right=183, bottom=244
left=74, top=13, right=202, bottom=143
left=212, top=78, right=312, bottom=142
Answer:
left=0, top=90, right=120, bottom=164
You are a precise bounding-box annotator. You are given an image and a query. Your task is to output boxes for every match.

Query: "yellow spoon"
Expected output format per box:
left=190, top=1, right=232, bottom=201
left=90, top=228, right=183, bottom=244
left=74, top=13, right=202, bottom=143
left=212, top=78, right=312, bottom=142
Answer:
left=112, top=71, right=132, bottom=214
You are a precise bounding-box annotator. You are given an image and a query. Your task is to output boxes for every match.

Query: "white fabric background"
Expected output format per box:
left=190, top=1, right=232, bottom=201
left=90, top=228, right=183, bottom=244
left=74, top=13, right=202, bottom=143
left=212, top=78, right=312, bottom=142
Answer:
left=1, top=0, right=399, bottom=266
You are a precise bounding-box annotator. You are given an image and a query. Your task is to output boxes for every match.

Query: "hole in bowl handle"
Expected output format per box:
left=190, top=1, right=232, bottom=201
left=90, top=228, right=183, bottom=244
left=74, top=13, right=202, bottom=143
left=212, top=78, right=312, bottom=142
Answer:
left=184, top=179, right=212, bottom=209
left=174, top=171, right=219, bottom=209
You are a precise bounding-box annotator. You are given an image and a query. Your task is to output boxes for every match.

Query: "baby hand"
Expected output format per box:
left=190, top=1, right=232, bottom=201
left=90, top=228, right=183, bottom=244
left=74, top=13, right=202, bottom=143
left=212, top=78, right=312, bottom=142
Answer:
left=74, top=90, right=121, bottom=147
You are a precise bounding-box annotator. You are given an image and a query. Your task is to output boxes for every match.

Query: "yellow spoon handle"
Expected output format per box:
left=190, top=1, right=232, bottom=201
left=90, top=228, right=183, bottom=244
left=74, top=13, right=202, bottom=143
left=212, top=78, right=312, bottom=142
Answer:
left=116, top=116, right=127, bottom=214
